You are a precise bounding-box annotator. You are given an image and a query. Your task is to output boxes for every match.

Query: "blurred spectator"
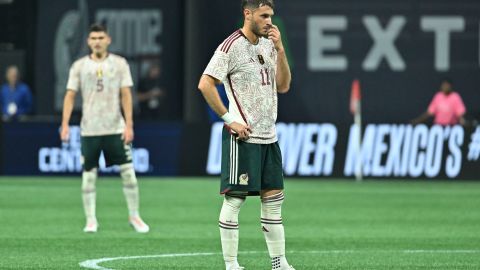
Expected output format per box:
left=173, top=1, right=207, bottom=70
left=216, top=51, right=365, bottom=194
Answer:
left=411, top=79, right=466, bottom=126
left=0, top=65, right=33, bottom=121
left=137, top=63, right=166, bottom=120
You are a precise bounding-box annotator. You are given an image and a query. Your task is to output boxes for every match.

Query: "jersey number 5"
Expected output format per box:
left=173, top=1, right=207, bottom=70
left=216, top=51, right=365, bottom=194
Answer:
left=97, top=79, right=104, bottom=92
left=260, top=68, right=271, bottom=86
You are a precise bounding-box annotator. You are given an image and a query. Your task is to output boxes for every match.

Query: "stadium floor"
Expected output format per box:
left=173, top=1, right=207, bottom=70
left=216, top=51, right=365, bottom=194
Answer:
left=0, top=177, right=479, bottom=270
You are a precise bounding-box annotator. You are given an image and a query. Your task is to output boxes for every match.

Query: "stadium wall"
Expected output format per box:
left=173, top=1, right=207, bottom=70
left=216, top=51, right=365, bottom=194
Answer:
left=2, top=0, right=480, bottom=179
left=1, top=122, right=479, bottom=179
left=30, top=0, right=480, bottom=124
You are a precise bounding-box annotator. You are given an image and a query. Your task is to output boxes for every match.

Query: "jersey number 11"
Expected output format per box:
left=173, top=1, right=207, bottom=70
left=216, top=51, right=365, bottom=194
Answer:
left=260, top=68, right=271, bottom=86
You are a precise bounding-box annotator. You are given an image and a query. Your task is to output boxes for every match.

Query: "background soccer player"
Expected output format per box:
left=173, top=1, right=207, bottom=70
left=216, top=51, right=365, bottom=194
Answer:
left=60, top=24, right=149, bottom=233
left=198, top=0, right=294, bottom=269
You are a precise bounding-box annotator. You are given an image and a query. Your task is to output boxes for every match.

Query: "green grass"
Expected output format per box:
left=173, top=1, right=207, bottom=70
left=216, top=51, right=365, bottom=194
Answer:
left=1, top=177, right=480, bottom=269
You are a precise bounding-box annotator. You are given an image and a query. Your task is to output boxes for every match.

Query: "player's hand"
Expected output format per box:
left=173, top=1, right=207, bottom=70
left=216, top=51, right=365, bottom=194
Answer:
left=123, top=126, right=134, bottom=144
left=229, top=122, right=252, bottom=141
left=60, top=125, right=69, bottom=142
left=267, top=25, right=284, bottom=52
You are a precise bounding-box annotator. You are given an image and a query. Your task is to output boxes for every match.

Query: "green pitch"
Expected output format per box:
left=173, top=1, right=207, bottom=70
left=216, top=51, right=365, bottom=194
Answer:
left=0, top=177, right=479, bottom=270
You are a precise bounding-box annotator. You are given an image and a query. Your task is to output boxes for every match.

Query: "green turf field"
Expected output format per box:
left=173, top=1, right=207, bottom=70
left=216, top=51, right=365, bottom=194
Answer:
left=0, top=177, right=479, bottom=270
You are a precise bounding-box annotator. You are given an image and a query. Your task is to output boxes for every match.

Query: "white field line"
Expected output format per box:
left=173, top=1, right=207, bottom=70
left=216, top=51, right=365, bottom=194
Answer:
left=79, top=250, right=480, bottom=270
left=79, top=252, right=220, bottom=270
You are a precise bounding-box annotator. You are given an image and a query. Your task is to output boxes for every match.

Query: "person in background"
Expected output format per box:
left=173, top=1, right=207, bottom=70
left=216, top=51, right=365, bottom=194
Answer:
left=0, top=65, right=33, bottom=121
left=137, top=63, right=166, bottom=120
left=412, top=79, right=466, bottom=126
left=60, top=24, right=149, bottom=233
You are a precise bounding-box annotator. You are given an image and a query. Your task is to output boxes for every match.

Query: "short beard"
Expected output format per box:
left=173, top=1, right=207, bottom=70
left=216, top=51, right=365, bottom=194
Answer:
left=251, top=21, right=268, bottom=38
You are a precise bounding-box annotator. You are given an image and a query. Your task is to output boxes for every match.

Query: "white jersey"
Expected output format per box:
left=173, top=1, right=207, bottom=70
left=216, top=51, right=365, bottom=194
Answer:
left=204, top=30, right=278, bottom=144
left=66, top=53, right=133, bottom=136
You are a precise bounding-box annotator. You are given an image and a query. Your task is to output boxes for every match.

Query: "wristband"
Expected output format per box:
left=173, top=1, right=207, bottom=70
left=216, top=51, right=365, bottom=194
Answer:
left=221, top=112, right=235, bottom=125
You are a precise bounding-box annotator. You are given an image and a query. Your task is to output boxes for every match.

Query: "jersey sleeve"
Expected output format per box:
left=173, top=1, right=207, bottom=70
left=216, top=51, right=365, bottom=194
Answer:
left=66, top=61, right=81, bottom=91
left=203, top=49, right=230, bottom=81
left=453, top=93, right=466, bottom=116
left=120, top=59, right=134, bottom=88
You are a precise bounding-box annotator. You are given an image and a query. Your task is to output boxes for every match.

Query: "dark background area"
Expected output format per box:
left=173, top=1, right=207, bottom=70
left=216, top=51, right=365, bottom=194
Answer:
left=0, top=0, right=479, bottom=178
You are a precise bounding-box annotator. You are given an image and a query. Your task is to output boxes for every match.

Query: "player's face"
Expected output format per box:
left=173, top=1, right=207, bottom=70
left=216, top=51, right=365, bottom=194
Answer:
left=249, top=6, right=274, bottom=38
left=87, top=31, right=111, bottom=56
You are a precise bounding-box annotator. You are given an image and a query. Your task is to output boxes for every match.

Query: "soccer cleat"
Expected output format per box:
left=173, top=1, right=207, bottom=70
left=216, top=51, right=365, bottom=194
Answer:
left=228, top=267, right=244, bottom=270
left=129, top=216, right=150, bottom=233
left=83, top=219, right=98, bottom=233
left=272, top=266, right=295, bottom=270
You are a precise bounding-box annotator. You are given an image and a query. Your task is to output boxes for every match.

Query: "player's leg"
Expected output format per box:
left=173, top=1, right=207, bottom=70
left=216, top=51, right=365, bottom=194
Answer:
left=219, top=128, right=261, bottom=270
left=219, top=194, right=246, bottom=270
left=103, top=134, right=149, bottom=233
left=120, top=162, right=149, bottom=233
left=81, top=136, right=102, bottom=232
left=260, top=143, right=294, bottom=270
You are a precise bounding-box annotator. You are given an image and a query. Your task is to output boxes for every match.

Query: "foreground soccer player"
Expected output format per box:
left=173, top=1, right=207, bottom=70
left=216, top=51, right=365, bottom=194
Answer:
left=60, top=24, right=149, bottom=233
left=198, top=1, right=294, bottom=269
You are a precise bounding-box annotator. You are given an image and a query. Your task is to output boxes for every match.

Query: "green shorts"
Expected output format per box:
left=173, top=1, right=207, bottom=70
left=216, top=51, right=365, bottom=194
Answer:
left=81, top=134, right=132, bottom=171
left=221, top=127, right=284, bottom=196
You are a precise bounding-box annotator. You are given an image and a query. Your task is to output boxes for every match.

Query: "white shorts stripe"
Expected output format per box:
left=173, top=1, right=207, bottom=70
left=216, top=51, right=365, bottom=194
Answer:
left=229, top=136, right=234, bottom=184
left=234, top=138, right=238, bottom=184
left=229, top=136, right=238, bottom=185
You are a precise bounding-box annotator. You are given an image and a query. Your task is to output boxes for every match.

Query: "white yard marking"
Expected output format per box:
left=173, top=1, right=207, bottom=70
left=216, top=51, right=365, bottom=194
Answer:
left=79, top=250, right=480, bottom=270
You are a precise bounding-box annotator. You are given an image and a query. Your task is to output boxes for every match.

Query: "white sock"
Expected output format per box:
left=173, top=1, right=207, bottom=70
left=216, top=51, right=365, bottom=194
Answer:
left=261, top=192, right=290, bottom=269
left=82, top=169, right=97, bottom=221
left=219, top=195, right=245, bottom=268
left=120, top=163, right=139, bottom=217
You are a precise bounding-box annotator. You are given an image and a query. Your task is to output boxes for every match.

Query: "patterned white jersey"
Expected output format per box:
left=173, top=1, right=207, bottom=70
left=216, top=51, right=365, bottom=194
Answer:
left=204, top=29, right=278, bottom=144
left=66, top=54, right=133, bottom=136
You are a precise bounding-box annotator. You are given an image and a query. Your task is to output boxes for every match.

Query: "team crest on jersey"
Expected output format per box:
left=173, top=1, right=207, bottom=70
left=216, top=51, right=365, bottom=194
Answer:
left=96, top=68, right=103, bottom=78
left=239, top=173, right=249, bottom=185
left=257, top=54, right=265, bottom=65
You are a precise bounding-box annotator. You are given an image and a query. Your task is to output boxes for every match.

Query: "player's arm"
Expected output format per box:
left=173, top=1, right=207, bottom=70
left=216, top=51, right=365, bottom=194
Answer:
left=198, top=75, right=227, bottom=118
left=198, top=75, right=251, bottom=140
left=268, top=25, right=291, bottom=93
left=60, top=90, right=77, bottom=142
left=120, top=87, right=134, bottom=144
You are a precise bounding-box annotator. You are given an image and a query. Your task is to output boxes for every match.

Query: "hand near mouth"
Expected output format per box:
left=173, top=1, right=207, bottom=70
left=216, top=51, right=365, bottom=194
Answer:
left=267, top=24, right=284, bottom=52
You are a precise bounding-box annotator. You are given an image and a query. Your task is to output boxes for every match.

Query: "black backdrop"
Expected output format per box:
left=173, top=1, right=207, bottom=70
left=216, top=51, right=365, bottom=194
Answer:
left=196, top=0, right=480, bottom=125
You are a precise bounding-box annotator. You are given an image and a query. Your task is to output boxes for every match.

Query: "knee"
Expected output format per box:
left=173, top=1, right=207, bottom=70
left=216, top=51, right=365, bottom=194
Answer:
left=224, top=195, right=246, bottom=213
left=261, top=192, right=285, bottom=217
left=82, top=168, right=97, bottom=191
left=120, top=163, right=137, bottom=186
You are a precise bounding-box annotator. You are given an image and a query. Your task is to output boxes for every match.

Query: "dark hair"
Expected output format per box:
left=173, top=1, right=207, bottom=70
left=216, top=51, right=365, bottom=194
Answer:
left=441, top=77, right=453, bottom=85
left=242, top=0, right=274, bottom=10
left=89, top=23, right=107, bottom=33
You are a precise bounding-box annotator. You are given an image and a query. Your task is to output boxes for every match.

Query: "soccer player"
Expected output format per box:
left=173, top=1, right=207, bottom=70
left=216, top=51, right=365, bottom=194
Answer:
left=60, top=24, right=149, bottom=233
left=198, top=1, right=294, bottom=269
